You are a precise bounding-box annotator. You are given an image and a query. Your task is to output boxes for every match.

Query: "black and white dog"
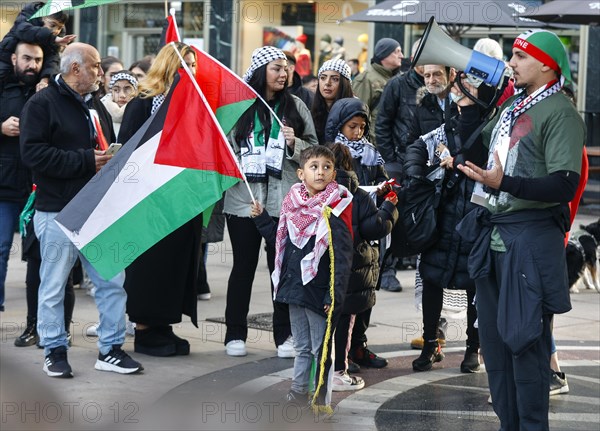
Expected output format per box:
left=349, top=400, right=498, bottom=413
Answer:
left=566, top=219, right=600, bottom=293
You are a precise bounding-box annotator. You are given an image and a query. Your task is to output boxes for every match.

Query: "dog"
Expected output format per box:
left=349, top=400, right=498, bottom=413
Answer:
left=566, top=218, right=600, bottom=293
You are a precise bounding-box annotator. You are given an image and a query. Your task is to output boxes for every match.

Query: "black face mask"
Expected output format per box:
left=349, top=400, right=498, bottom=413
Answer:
left=15, top=67, right=40, bottom=86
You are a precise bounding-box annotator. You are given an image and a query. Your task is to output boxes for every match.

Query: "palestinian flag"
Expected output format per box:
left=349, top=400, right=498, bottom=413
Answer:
left=31, top=0, right=120, bottom=19
left=55, top=70, right=242, bottom=280
left=159, top=9, right=181, bottom=47
left=192, top=47, right=258, bottom=135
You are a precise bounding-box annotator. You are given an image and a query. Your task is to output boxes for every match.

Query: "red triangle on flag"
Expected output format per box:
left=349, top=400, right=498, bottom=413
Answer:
left=154, top=71, right=243, bottom=180
left=164, top=15, right=180, bottom=43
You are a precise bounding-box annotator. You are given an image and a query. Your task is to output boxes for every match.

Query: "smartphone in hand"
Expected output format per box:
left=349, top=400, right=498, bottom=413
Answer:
left=105, top=143, right=122, bottom=155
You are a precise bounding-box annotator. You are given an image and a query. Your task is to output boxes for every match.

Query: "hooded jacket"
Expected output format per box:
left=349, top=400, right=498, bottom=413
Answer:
left=335, top=169, right=398, bottom=314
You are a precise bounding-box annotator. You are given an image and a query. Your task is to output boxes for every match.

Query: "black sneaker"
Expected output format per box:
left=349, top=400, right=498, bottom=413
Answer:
left=43, top=346, right=73, bottom=378
left=412, top=341, right=444, bottom=372
left=549, top=370, right=569, bottom=395
left=460, top=348, right=480, bottom=373
left=95, top=345, right=143, bottom=374
left=15, top=320, right=39, bottom=347
left=347, top=358, right=361, bottom=374
left=350, top=346, right=388, bottom=368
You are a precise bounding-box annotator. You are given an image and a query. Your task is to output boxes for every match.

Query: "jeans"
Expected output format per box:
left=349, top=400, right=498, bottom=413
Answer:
left=289, top=304, right=326, bottom=395
left=0, top=201, right=22, bottom=309
left=34, top=211, right=127, bottom=355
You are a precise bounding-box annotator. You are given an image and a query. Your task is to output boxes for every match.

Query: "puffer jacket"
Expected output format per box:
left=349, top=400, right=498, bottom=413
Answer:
left=376, top=68, right=425, bottom=170
left=404, top=117, right=486, bottom=290
left=407, top=88, right=458, bottom=145
left=335, top=169, right=398, bottom=314
left=324, top=97, right=388, bottom=186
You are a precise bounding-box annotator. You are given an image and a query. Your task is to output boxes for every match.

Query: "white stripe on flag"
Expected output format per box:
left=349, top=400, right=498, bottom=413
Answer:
left=58, top=131, right=184, bottom=248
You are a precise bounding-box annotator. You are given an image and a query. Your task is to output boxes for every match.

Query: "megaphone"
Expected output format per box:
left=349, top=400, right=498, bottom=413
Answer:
left=412, top=17, right=509, bottom=89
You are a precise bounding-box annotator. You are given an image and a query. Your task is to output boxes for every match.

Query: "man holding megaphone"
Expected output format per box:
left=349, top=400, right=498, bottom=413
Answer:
left=453, top=29, right=585, bottom=430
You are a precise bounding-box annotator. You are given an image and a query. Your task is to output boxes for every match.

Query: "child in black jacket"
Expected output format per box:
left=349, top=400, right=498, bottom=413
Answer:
left=251, top=146, right=353, bottom=414
left=0, top=2, right=75, bottom=83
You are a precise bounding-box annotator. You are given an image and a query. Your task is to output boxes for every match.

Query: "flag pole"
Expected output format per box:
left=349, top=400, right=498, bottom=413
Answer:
left=170, top=42, right=258, bottom=205
left=164, top=1, right=168, bottom=17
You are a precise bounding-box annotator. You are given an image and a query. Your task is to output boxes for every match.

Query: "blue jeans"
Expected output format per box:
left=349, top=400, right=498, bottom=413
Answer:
left=0, top=201, right=22, bottom=309
left=289, top=304, right=326, bottom=395
left=34, top=211, right=127, bottom=355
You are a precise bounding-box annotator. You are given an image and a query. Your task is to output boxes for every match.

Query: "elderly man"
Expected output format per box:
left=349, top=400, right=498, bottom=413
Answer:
left=0, top=42, right=44, bottom=313
left=20, top=42, right=143, bottom=378
left=456, top=30, right=584, bottom=429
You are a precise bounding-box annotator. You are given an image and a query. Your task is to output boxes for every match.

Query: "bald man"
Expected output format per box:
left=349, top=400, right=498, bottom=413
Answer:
left=20, top=42, right=143, bottom=378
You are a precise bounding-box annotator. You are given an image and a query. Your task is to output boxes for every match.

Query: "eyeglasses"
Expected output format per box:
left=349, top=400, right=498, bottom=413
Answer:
left=111, top=85, right=135, bottom=96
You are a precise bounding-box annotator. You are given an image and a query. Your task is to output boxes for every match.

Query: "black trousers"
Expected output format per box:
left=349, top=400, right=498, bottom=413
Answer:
left=477, top=250, right=552, bottom=431
left=421, top=278, right=479, bottom=349
left=350, top=307, right=371, bottom=350
left=225, top=215, right=291, bottom=347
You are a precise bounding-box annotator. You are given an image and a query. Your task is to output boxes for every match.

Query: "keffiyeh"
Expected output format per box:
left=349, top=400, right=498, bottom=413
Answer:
left=318, top=59, right=351, bottom=81
left=334, top=132, right=384, bottom=167
left=243, top=46, right=287, bottom=83
left=271, top=181, right=353, bottom=295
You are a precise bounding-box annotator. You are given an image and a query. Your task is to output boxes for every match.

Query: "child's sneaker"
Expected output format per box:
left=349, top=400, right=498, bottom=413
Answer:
left=332, top=370, right=365, bottom=392
left=95, top=346, right=143, bottom=374
left=43, top=346, right=73, bottom=378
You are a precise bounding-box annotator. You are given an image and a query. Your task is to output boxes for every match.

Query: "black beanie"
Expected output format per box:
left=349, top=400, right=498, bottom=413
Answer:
left=372, top=38, right=400, bottom=64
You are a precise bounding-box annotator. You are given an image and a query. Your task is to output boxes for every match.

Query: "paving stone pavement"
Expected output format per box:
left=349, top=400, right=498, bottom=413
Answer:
left=1, top=213, right=598, bottom=430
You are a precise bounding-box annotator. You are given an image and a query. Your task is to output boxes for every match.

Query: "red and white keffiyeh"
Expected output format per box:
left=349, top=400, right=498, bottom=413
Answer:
left=271, top=181, right=352, bottom=297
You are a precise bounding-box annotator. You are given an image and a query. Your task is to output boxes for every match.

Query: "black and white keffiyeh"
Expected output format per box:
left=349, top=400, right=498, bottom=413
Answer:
left=243, top=46, right=287, bottom=83
left=151, top=94, right=165, bottom=115
left=334, top=132, right=384, bottom=166
left=318, top=59, right=351, bottom=81
left=109, top=71, right=138, bottom=90
left=420, top=125, right=449, bottom=164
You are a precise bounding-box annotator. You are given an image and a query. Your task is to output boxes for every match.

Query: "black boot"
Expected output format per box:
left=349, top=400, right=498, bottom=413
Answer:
left=134, top=327, right=177, bottom=357
left=460, top=346, right=480, bottom=373
left=15, top=318, right=38, bottom=347
left=157, top=326, right=190, bottom=355
left=412, top=341, right=444, bottom=372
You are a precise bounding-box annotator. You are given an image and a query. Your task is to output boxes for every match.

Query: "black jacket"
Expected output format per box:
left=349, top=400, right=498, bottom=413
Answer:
left=335, top=169, right=398, bottom=314
left=118, top=96, right=154, bottom=144
left=407, top=89, right=458, bottom=146
left=404, top=116, right=486, bottom=290
left=375, top=69, right=424, bottom=172
left=20, top=76, right=115, bottom=212
left=0, top=2, right=62, bottom=80
left=0, top=74, right=36, bottom=202
left=254, top=200, right=353, bottom=316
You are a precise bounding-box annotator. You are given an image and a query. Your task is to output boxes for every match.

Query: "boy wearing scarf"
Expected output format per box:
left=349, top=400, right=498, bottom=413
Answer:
left=456, top=30, right=585, bottom=429
left=251, top=146, right=353, bottom=414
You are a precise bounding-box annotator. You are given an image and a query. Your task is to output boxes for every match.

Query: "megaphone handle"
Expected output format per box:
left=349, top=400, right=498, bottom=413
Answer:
left=455, top=74, right=489, bottom=110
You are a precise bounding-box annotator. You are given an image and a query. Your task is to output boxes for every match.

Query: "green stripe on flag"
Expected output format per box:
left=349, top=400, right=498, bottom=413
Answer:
left=80, top=169, right=239, bottom=280
left=216, top=99, right=256, bottom=136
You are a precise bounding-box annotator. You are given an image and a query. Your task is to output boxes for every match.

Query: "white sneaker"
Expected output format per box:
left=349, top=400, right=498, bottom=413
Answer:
left=86, top=323, right=99, bottom=337
left=125, top=320, right=136, bottom=337
left=226, top=340, right=247, bottom=357
left=332, top=370, right=365, bottom=392
left=197, top=293, right=211, bottom=301
left=277, top=336, right=296, bottom=358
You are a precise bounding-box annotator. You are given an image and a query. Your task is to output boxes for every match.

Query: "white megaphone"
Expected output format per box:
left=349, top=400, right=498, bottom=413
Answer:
left=412, top=17, right=509, bottom=89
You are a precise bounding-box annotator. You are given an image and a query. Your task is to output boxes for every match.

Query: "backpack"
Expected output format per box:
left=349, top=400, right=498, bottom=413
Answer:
left=390, top=165, right=445, bottom=257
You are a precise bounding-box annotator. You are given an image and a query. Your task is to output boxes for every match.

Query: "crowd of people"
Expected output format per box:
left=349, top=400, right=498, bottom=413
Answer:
left=0, top=3, right=585, bottom=427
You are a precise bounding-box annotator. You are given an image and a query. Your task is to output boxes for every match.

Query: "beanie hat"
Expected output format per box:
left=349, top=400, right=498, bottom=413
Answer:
left=321, top=34, right=332, bottom=44
left=243, top=46, right=287, bottom=83
left=109, top=70, right=138, bottom=90
left=318, top=59, right=352, bottom=81
left=513, top=29, right=572, bottom=85
left=373, top=38, right=400, bottom=64
left=296, top=34, right=307, bottom=45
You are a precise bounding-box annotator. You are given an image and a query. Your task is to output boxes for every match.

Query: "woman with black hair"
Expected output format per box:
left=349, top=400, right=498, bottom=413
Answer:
left=311, top=59, right=354, bottom=144
left=223, top=46, right=318, bottom=357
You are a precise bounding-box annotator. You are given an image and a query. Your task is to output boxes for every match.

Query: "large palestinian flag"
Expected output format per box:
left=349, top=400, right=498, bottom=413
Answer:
left=31, top=0, right=120, bottom=19
left=55, top=70, right=242, bottom=280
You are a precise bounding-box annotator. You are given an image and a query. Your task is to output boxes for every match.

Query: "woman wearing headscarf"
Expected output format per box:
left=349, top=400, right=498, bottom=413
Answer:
left=117, top=42, right=199, bottom=357
left=223, top=46, right=318, bottom=357
left=100, top=70, right=138, bottom=137
left=311, top=59, right=354, bottom=144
